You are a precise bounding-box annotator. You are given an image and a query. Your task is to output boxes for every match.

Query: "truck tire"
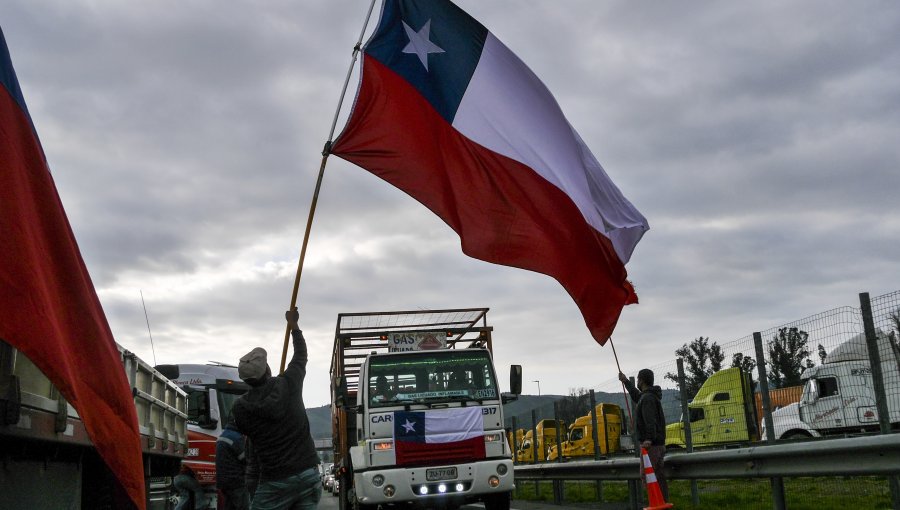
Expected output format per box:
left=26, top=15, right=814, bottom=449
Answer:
left=484, top=492, right=511, bottom=510
left=783, top=431, right=811, bottom=440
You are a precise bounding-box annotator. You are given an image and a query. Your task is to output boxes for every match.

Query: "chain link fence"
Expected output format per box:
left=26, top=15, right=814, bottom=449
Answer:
left=506, top=289, right=900, bottom=509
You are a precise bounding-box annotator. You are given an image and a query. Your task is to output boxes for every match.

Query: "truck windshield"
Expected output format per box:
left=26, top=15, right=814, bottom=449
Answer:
left=217, top=387, right=246, bottom=425
left=367, top=350, right=497, bottom=407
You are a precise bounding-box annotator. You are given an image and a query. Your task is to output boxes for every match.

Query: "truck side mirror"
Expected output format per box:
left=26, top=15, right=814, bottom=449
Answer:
left=509, top=365, right=522, bottom=395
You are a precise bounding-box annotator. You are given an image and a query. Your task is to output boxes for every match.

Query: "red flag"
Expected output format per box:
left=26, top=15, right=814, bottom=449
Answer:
left=332, top=1, right=648, bottom=344
left=0, top=28, right=145, bottom=508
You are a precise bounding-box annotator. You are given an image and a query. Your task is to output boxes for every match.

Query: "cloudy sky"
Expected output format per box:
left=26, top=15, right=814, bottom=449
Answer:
left=3, top=1, right=899, bottom=407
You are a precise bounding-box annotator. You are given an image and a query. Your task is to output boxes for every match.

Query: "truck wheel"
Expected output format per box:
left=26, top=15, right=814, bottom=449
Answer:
left=783, top=431, right=811, bottom=440
left=484, top=492, right=511, bottom=510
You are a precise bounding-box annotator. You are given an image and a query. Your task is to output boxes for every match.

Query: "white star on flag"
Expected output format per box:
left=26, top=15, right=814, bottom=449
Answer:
left=402, top=419, right=417, bottom=434
left=402, top=19, right=444, bottom=71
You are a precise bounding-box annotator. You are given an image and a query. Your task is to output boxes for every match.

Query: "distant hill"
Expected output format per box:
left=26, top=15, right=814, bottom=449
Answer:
left=307, top=390, right=684, bottom=440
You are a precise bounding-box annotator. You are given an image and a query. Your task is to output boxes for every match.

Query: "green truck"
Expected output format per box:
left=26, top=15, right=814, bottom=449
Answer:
left=665, top=367, right=802, bottom=448
left=665, top=367, right=758, bottom=448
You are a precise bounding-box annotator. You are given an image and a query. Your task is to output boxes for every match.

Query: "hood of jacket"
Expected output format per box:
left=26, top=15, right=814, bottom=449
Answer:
left=646, top=385, right=663, bottom=400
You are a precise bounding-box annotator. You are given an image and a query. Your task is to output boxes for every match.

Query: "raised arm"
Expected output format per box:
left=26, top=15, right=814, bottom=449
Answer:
left=618, top=372, right=641, bottom=403
left=283, top=307, right=308, bottom=387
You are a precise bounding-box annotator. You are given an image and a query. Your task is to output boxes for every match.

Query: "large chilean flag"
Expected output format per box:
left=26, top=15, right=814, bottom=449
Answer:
left=393, top=407, right=485, bottom=466
left=0, top=28, right=145, bottom=509
left=331, top=0, right=649, bottom=345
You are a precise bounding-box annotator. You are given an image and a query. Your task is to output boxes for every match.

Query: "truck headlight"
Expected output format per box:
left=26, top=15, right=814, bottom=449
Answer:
left=497, top=463, right=508, bottom=476
left=372, top=475, right=385, bottom=487
left=383, top=485, right=395, bottom=497
left=373, top=441, right=393, bottom=451
left=488, top=476, right=500, bottom=488
left=484, top=433, right=502, bottom=442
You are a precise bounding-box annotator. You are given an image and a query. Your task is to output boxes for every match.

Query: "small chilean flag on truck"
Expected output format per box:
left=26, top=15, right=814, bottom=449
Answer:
left=393, top=407, right=486, bottom=465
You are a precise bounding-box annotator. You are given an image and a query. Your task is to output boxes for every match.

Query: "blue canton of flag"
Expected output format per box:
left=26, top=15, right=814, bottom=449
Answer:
left=393, top=410, right=426, bottom=443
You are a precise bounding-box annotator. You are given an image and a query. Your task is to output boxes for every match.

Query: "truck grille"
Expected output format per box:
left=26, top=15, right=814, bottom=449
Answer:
left=396, top=441, right=485, bottom=467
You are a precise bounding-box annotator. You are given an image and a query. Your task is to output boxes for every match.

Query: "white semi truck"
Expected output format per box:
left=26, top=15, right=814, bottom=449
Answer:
left=767, top=329, right=900, bottom=439
left=330, top=308, right=521, bottom=510
left=155, top=362, right=250, bottom=509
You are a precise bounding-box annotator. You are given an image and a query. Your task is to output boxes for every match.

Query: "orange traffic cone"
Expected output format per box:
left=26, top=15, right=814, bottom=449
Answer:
left=641, top=447, right=673, bottom=510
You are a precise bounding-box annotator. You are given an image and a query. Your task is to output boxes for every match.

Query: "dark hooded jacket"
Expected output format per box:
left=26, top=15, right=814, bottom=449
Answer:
left=232, top=329, right=319, bottom=481
left=624, top=381, right=666, bottom=446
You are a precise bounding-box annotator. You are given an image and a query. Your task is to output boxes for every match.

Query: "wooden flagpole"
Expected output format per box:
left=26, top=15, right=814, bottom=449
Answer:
left=279, top=0, right=378, bottom=373
left=608, top=336, right=635, bottom=427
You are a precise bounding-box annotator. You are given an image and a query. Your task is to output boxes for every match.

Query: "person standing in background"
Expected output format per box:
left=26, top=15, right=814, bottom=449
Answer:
left=619, top=368, right=668, bottom=501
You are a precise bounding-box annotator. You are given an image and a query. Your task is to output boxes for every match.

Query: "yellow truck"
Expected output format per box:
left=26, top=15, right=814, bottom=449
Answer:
left=665, top=367, right=802, bottom=448
left=516, top=419, right=566, bottom=462
left=547, top=403, right=623, bottom=460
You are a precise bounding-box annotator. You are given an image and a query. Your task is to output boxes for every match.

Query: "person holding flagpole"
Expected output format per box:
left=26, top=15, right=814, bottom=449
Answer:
left=232, top=308, right=321, bottom=510
left=619, top=369, right=668, bottom=501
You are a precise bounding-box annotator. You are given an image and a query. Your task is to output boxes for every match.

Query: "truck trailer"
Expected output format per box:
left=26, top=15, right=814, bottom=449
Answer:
left=1, top=339, right=187, bottom=509
left=330, top=308, right=521, bottom=510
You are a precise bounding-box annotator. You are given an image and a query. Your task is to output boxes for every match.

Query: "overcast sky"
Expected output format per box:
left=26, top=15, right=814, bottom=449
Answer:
left=3, top=1, right=899, bottom=407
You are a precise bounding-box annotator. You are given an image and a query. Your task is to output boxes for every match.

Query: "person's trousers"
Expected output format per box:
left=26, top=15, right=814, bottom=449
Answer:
left=221, top=485, right=251, bottom=510
left=251, top=467, right=322, bottom=510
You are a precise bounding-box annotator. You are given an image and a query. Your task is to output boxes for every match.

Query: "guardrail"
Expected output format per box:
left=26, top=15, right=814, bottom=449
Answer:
left=515, top=434, right=900, bottom=481
left=515, top=434, right=900, bottom=509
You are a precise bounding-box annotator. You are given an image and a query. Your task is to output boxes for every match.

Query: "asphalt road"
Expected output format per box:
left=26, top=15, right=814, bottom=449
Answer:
left=315, top=489, right=595, bottom=510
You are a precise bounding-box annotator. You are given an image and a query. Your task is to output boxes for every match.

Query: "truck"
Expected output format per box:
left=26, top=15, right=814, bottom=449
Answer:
left=515, top=419, right=566, bottom=463
left=0, top=339, right=187, bottom=509
left=547, top=403, right=624, bottom=460
left=330, top=308, right=521, bottom=510
left=766, top=330, right=900, bottom=439
left=664, top=367, right=802, bottom=449
left=155, top=362, right=250, bottom=509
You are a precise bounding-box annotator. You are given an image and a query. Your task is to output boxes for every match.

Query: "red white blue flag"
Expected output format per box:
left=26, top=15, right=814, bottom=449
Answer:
left=393, top=407, right=485, bottom=466
left=0, top=28, right=145, bottom=509
left=332, top=0, right=649, bottom=345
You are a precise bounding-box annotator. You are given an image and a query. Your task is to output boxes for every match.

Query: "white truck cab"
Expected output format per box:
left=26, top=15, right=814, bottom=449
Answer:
left=767, top=330, right=900, bottom=439
left=330, top=308, right=521, bottom=510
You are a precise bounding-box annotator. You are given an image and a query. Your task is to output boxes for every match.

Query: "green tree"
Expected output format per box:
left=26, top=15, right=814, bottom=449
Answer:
left=817, top=344, right=828, bottom=365
left=557, top=387, right=592, bottom=426
left=731, top=352, right=756, bottom=374
left=665, top=336, right=724, bottom=398
left=767, top=327, right=814, bottom=388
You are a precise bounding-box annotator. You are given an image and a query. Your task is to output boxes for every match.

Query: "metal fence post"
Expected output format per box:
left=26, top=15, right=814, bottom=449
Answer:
left=554, top=401, right=563, bottom=463
left=860, top=292, right=900, bottom=508
left=532, top=409, right=539, bottom=496
left=677, top=358, right=699, bottom=506
left=860, top=292, right=892, bottom=434
left=552, top=402, right=563, bottom=504
left=511, top=416, right=518, bottom=466
left=623, top=378, right=642, bottom=509
left=601, top=404, right=610, bottom=456
left=754, top=331, right=786, bottom=510
left=590, top=389, right=601, bottom=460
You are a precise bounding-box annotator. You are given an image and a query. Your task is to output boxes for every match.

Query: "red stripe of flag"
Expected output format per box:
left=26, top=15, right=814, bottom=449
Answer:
left=0, top=31, right=145, bottom=509
left=332, top=57, right=637, bottom=343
